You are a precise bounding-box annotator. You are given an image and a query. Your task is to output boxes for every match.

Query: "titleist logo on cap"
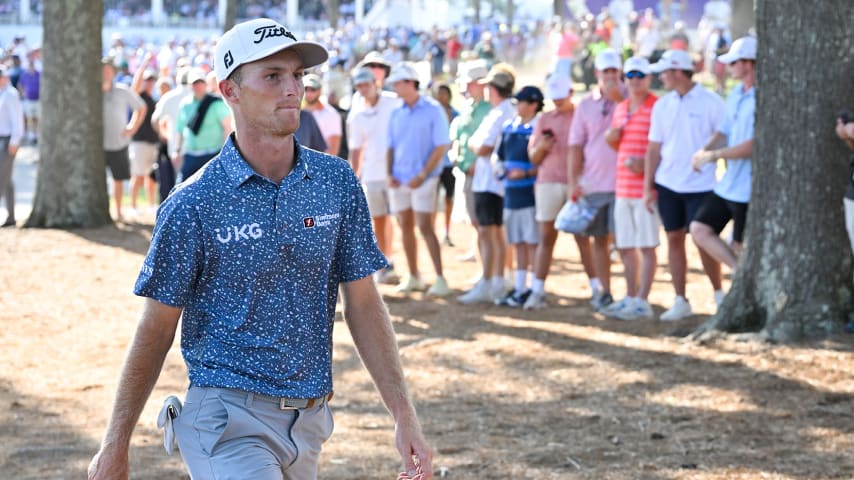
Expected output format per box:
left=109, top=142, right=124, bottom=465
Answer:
left=253, top=25, right=297, bottom=44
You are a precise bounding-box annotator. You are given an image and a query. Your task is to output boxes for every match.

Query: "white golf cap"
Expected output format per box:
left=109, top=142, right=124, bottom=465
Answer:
left=386, top=62, right=420, bottom=83
left=545, top=74, right=572, bottom=100
left=186, top=68, right=206, bottom=84
left=623, top=56, right=651, bottom=75
left=717, top=36, right=757, bottom=64
left=594, top=49, right=622, bottom=71
left=650, top=49, right=694, bottom=73
left=302, top=73, right=322, bottom=89
left=214, top=18, right=329, bottom=82
left=457, top=59, right=489, bottom=84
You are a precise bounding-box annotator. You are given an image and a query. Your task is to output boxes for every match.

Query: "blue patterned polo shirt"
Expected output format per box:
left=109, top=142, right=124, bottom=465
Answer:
left=134, top=136, right=388, bottom=398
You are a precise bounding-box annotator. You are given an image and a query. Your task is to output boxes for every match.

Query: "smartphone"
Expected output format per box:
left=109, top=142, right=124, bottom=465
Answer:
left=840, top=109, right=853, bottom=124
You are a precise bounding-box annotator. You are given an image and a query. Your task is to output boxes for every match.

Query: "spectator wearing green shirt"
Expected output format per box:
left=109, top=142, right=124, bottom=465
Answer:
left=173, top=68, right=232, bottom=181
left=450, top=60, right=492, bottom=261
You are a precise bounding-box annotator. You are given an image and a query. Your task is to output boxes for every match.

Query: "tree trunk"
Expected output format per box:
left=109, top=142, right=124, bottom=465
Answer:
left=730, top=0, right=755, bottom=39
left=698, top=0, right=854, bottom=342
left=473, top=0, right=480, bottom=24
left=554, top=0, right=563, bottom=18
left=328, top=0, right=340, bottom=28
left=25, top=0, right=109, bottom=228
left=223, top=0, right=237, bottom=31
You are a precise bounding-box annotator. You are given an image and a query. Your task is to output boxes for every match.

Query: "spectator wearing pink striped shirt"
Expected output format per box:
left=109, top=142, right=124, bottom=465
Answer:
left=602, top=56, right=660, bottom=320
left=568, top=49, right=625, bottom=311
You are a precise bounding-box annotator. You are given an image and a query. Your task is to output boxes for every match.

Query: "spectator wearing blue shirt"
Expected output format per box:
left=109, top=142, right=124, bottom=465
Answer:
left=495, top=86, right=543, bottom=307
left=88, top=19, right=433, bottom=480
left=386, top=62, right=452, bottom=297
left=689, top=36, right=756, bottom=308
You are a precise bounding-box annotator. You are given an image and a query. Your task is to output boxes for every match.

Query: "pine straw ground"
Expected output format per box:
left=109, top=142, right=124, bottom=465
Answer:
left=1, top=216, right=853, bottom=480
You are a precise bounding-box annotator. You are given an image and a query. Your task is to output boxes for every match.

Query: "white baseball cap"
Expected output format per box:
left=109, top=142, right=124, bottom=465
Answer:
left=457, top=59, right=489, bottom=84
left=302, top=73, right=322, bottom=89
left=187, top=68, right=206, bottom=84
left=545, top=74, right=572, bottom=100
left=386, top=62, right=420, bottom=83
left=623, top=56, right=651, bottom=75
left=650, top=49, right=694, bottom=73
left=594, top=49, right=622, bottom=71
left=718, top=36, right=757, bottom=64
left=214, top=18, right=329, bottom=82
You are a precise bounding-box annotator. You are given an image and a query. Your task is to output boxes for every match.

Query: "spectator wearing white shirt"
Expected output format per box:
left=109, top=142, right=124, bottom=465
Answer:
left=0, top=65, right=23, bottom=227
left=348, top=68, right=403, bottom=284
left=644, top=49, right=726, bottom=321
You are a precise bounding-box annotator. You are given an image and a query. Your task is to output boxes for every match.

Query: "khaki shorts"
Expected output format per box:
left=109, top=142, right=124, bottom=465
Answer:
left=130, top=141, right=159, bottom=177
left=614, top=197, right=661, bottom=249
left=389, top=176, right=439, bottom=214
left=362, top=180, right=391, bottom=218
left=175, top=386, right=334, bottom=480
left=535, top=182, right=568, bottom=223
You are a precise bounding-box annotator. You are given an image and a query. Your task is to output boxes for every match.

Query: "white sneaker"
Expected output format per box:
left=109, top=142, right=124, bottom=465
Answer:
left=458, top=280, right=492, bottom=304
left=427, top=276, right=452, bottom=297
left=491, top=282, right=507, bottom=305
left=523, top=291, right=547, bottom=310
left=376, top=267, right=400, bottom=285
left=395, top=274, right=426, bottom=293
left=659, top=296, right=692, bottom=321
left=616, top=298, right=654, bottom=320
left=601, top=297, right=632, bottom=317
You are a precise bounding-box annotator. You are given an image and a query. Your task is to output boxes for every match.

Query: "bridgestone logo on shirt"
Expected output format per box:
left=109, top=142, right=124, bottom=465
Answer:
left=215, top=224, right=263, bottom=244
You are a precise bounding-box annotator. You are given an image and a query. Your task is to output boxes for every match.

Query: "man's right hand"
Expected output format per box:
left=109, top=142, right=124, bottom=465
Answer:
left=643, top=186, right=657, bottom=213
left=88, top=446, right=129, bottom=480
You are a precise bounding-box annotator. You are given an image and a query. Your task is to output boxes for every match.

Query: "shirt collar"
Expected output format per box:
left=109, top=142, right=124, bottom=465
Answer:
left=220, top=134, right=312, bottom=189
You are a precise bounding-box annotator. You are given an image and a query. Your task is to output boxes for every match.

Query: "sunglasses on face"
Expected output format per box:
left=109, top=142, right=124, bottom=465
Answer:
left=625, top=71, right=647, bottom=79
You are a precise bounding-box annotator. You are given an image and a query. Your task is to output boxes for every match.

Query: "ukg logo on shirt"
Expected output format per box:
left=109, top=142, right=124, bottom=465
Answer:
left=215, top=223, right=264, bottom=244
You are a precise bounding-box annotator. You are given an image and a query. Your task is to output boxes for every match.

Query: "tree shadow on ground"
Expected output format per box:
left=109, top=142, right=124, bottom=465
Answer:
left=381, top=299, right=854, bottom=479
left=67, top=222, right=154, bottom=256
left=0, top=380, right=187, bottom=479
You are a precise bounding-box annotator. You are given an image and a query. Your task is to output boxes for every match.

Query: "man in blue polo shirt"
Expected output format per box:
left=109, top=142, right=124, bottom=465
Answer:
left=88, top=19, right=433, bottom=480
left=690, top=36, right=757, bottom=306
left=386, top=62, right=452, bottom=297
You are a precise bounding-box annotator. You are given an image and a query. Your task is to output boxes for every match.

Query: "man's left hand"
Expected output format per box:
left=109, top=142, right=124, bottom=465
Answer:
left=396, top=419, right=433, bottom=479
left=691, top=149, right=716, bottom=172
left=407, top=176, right=424, bottom=189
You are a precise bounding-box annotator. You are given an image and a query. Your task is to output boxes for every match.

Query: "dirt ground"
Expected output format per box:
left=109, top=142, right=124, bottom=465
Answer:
left=1, top=213, right=853, bottom=480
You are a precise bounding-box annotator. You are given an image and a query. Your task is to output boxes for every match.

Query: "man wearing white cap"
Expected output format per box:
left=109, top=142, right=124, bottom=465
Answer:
left=602, top=56, right=660, bottom=319
left=689, top=36, right=756, bottom=302
left=303, top=73, right=342, bottom=156
left=644, top=49, right=725, bottom=321
left=568, top=48, right=626, bottom=311
left=89, top=19, right=432, bottom=480
left=386, top=61, right=453, bottom=297
left=523, top=73, right=575, bottom=310
left=348, top=67, right=403, bottom=284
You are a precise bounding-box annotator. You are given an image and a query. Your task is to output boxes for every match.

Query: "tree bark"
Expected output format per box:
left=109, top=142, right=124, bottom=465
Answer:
left=698, top=0, right=854, bottom=342
left=473, top=0, right=481, bottom=24
left=730, top=0, right=755, bottom=39
left=554, top=0, right=563, bottom=18
left=25, top=0, right=110, bottom=228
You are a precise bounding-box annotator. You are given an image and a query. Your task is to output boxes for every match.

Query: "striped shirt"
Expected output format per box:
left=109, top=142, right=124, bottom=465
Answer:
left=612, top=93, right=657, bottom=199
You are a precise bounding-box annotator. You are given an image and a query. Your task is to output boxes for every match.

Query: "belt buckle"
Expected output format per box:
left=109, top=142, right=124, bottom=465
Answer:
left=279, top=398, right=301, bottom=410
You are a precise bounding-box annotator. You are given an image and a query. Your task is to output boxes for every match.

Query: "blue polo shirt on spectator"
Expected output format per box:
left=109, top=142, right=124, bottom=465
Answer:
left=387, top=95, right=450, bottom=184
left=497, top=116, right=538, bottom=209
left=134, top=135, right=387, bottom=398
left=714, top=83, right=755, bottom=203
